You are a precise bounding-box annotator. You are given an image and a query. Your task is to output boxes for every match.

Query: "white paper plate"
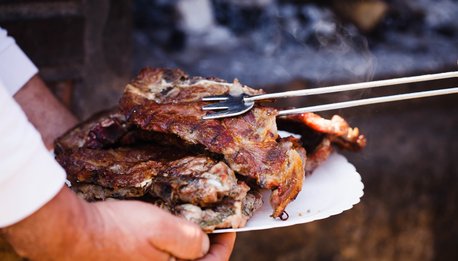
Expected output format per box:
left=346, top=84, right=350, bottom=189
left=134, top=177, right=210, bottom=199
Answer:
left=213, top=152, right=364, bottom=233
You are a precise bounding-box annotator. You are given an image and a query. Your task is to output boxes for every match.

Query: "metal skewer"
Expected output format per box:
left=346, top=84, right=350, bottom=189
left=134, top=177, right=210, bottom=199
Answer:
left=277, top=87, right=458, bottom=115
left=201, top=71, right=458, bottom=119
left=245, top=71, right=458, bottom=102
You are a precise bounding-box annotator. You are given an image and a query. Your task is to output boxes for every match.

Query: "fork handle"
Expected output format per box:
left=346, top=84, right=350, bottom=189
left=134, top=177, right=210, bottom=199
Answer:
left=245, top=71, right=458, bottom=102
left=277, top=87, right=458, bottom=115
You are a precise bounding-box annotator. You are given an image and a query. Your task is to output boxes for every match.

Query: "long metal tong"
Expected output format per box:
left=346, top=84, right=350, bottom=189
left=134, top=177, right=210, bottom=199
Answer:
left=201, top=71, right=458, bottom=120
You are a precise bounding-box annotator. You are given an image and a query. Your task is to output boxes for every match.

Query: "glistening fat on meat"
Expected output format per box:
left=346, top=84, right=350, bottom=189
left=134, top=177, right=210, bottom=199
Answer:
left=55, top=68, right=365, bottom=231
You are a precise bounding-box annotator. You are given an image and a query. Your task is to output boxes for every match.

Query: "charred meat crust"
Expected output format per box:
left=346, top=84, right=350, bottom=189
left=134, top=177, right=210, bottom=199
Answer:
left=144, top=191, right=263, bottom=233
left=54, top=109, right=128, bottom=153
left=119, top=68, right=366, bottom=218
left=55, top=67, right=366, bottom=230
left=120, top=68, right=306, bottom=218
left=58, top=147, right=251, bottom=207
left=281, top=113, right=366, bottom=151
left=71, top=185, right=263, bottom=232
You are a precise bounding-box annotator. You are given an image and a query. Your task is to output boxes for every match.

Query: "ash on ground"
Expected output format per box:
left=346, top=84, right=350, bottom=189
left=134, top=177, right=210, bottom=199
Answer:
left=133, top=0, right=458, bottom=88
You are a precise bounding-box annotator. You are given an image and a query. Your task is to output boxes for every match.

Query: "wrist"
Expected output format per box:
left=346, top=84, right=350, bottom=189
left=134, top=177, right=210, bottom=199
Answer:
left=14, top=75, right=79, bottom=149
left=2, top=187, right=91, bottom=259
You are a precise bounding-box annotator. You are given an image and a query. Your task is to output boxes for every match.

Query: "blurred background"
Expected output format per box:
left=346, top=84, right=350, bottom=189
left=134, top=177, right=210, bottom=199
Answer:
left=0, top=0, right=457, bottom=260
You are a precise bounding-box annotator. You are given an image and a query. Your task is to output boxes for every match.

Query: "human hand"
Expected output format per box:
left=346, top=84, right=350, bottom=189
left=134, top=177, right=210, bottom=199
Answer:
left=197, top=232, right=236, bottom=261
left=2, top=187, right=210, bottom=260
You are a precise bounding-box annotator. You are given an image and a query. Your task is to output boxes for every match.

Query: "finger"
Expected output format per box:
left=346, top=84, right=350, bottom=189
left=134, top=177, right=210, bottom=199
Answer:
left=90, top=201, right=184, bottom=261
left=119, top=241, right=171, bottom=261
left=198, top=232, right=236, bottom=261
left=147, top=206, right=210, bottom=260
left=136, top=244, right=172, bottom=261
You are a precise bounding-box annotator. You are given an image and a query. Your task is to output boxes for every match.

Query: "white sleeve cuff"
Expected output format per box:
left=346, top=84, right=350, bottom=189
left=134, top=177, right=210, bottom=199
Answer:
left=0, top=148, right=66, bottom=228
left=0, top=28, right=38, bottom=96
left=0, top=84, right=66, bottom=228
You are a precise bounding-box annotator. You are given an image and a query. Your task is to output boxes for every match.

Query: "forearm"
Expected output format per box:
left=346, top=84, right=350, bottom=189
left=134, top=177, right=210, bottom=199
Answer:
left=14, top=74, right=78, bottom=149
left=1, top=186, right=211, bottom=261
left=0, top=187, right=87, bottom=259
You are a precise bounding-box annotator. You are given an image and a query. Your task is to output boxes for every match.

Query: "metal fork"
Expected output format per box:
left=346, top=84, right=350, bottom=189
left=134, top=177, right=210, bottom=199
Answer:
left=201, top=71, right=458, bottom=120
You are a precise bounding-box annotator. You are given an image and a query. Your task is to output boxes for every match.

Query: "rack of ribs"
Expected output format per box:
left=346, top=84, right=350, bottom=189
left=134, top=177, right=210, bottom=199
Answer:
left=55, top=68, right=365, bottom=231
left=119, top=68, right=365, bottom=218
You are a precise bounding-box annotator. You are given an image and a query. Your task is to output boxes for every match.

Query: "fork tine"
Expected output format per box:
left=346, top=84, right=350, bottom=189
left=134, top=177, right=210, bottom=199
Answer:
left=201, top=95, right=229, bottom=101
left=202, top=109, right=245, bottom=120
left=202, top=102, right=254, bottom=120
left=202, top=101, right=230, bottom=110
left=201, top=71, right=458, bottom=120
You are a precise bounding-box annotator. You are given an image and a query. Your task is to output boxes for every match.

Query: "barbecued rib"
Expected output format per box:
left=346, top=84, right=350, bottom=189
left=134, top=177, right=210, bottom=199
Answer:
left=56, top=146, right=164, bottom=190
left=54, top=109, right=129, bottom=152
left=73, top=185, right=263, bottom=232
left=277, top=114, right=365, bottom=174
left=282, top=113, right=366, bottom=151
left=57, top=146, right=250, bottom=206
left=153, top=191, right=263, bottom=233
left=150, top=156, right=250, bottom=206
left=54, top=107, right=253, bottom=209
left=54, top=109, right=198, bottom=153
left=120, top=68, right=306, bottom=218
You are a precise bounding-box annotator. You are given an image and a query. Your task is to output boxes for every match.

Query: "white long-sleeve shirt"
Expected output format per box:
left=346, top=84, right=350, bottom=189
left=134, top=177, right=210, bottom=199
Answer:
left=0, top=28, right=66, bottom=227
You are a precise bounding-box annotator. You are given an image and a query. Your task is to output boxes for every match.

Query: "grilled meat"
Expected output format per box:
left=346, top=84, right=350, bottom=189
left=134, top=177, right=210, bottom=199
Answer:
left=282, top=113, right=366, bottom=151
left=143, top=191, right=263, bottom=232
left=55, top=110, right=260, bottom=230
left=65, top=146, right=249, bottom=206
left=174, top=191, right=263, bottom=232
left=73, top=183, right=146, bottom=200
left=55, top=109, right=251, bottom=206
left=54, top=110, right=129, bottom=152
left=57, top=146, right=166, bottom=196
left=72, top=185, right=262, bottom=232
left=55, top=67, right=366, bottom=231
left=150, top=156, right=250, bottom=206
left=277, top=114, right=366, bottom=174
left=57, top=146, right=250, bottom=206
left=120, top=68, right=306, bottom=218
left=54, top=109, right=197, bottom=153
left=119, top=68, right=365, bottom=217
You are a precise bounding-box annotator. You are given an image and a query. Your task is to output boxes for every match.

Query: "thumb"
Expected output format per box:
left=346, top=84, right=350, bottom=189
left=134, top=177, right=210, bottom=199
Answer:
left=198, top=232, right=236, bottom=261
left=146, top=205, right=210, bottom=259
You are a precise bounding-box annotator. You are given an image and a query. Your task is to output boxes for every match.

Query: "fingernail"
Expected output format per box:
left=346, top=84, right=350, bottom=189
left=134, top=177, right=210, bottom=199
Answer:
left=201, top=235, right=210, bottom=255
